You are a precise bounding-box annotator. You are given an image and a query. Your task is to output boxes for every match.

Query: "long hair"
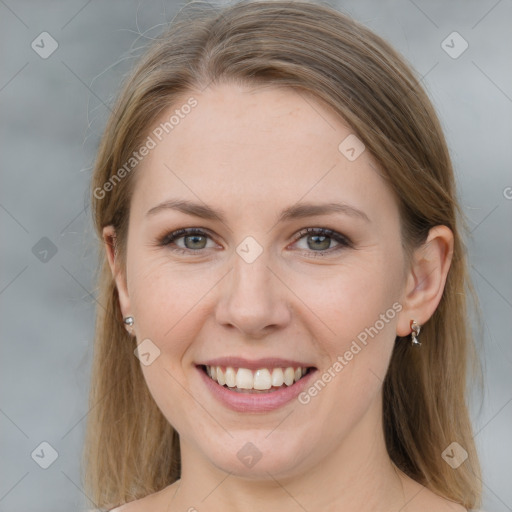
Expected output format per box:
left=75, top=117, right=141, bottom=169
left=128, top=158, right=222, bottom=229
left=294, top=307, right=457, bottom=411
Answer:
left=83, top=1, right=483, bottom=509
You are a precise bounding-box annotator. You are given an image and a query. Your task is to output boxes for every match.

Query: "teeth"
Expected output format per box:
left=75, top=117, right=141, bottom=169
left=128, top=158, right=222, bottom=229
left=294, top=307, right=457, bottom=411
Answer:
left=254, top=369, right=272, bottom=390
left=217, top=367, right=226, bottom=386
left=236, top=368, right=253, bottom=389
left=225, top=367, right=236, bottom=388
left=205, top=365, right=309, bottom=391
left=284, top=367, right=295, bottom=386
left=271, top=368, right=284, bottom=387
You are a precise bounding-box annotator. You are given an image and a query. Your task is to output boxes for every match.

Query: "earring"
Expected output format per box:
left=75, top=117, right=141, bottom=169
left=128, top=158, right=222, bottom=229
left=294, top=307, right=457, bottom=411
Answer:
left=123, top=316, right=134, bottom=334
left=410, top=320, right=421, bottom=347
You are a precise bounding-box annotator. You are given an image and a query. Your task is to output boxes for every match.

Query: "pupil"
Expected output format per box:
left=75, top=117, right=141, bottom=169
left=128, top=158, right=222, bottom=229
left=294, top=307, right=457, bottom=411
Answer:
left=186, top=235, right=206, bottom=249
left=309, top=235, right=329, bottom=250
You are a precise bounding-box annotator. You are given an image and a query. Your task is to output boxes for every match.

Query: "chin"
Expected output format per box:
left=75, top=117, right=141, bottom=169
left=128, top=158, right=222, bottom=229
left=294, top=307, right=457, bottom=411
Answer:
left=201, top=432, right=317, bottom=480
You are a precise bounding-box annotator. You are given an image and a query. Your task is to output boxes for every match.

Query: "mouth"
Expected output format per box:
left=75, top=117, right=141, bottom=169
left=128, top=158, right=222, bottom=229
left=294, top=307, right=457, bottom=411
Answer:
left=198, top=364, right=315, bottom=394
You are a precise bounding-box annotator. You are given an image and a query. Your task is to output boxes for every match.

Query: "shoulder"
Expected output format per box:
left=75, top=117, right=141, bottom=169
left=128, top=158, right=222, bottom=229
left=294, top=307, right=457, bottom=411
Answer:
left=416, top=491, right=467, bottom=511
left=105, top=487, right=170, bottom=512
left=105, top=500, right=149, bottom=512
left=106, top=502, right=144, bottom=512
left=403, top=492, right=467, bottom=511
left=398, top=472, right=468, bottom=511
left=414, top=489, right=467, bottom=511
left=104, top=480, right=180, bottom=512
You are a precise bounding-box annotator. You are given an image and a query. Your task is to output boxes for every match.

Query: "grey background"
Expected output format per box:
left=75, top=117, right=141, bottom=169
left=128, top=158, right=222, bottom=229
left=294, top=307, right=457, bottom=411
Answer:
left=1, top=0, right=511, bottom=511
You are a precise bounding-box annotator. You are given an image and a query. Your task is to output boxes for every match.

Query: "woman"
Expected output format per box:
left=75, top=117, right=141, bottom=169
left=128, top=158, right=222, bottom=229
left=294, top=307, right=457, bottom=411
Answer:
left=84, top=1, right=483, bottom=510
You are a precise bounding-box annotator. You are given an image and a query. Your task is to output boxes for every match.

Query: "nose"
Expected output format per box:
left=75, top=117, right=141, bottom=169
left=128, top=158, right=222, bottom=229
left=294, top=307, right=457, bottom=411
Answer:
left=214, top=247, right=291, bottom=338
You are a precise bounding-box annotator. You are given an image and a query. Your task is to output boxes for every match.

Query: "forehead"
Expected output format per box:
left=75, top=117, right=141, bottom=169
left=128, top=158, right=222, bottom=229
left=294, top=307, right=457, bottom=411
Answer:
left=130, top=82, right=398, bottom=228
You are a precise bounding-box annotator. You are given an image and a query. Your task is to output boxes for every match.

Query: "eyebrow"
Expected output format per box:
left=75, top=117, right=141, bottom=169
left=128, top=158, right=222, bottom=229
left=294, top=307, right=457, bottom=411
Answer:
left=146, top=199, right=370, bottom=223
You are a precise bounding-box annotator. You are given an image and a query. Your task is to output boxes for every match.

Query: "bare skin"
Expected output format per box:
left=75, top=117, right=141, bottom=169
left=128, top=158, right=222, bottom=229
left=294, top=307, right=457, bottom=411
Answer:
left=113, top=472, right=467, bottom=511
left=105, top=82, right=461, bottom=512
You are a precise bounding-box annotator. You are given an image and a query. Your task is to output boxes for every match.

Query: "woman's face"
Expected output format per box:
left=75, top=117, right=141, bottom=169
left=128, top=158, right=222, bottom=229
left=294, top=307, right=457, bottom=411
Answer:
left=114, top=82, right=410, bottom=479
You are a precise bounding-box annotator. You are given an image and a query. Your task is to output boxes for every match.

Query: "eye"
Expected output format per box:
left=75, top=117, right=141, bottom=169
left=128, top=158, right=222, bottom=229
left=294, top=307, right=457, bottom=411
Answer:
left=157, top=228, right=217, bottom=254
left=158, top=226, right=352, bottom=257
left=291, top=227, right=352, bottom=257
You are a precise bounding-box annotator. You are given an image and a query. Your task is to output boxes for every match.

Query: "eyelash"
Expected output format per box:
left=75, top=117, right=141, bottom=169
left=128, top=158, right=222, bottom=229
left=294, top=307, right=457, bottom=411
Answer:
left=157, top=227, right=352, bottom=258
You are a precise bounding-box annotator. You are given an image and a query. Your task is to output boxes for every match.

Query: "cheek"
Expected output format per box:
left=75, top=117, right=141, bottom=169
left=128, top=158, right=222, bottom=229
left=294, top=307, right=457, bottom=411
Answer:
left=129, top=256, right=205, bottom=429
left=127, top=246, right=208, bottom=343
left=291, top=254, right=402, bottom=346
left=291, top=254, right=402, bottom=406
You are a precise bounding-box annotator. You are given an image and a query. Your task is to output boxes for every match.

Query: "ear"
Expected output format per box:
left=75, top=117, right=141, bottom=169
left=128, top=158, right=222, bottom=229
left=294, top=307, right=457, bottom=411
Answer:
left=102, top=225, right=131, bottom=318
left=396, top=225, right=454, bottom=337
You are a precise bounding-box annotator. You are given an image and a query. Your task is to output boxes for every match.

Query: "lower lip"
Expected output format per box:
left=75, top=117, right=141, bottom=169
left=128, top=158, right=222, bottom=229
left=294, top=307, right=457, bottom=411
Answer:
left=197, top=366, right=317, bottom=413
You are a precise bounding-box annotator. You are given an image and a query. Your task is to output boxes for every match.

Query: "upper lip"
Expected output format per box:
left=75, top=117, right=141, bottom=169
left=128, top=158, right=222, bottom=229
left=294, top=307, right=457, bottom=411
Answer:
left=197, top=357, right=316, bottom=371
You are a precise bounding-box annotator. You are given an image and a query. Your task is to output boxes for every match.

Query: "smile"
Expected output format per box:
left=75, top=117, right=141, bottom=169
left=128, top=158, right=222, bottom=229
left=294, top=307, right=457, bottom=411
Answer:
left=203, top=365, right=311, bottom=393
left=196, top=357, right=318, bottom=412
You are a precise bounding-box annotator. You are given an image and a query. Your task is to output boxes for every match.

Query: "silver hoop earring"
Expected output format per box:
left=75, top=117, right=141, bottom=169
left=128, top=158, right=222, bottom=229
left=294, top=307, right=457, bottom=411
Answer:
left=410, top=320, right=421, bottom=347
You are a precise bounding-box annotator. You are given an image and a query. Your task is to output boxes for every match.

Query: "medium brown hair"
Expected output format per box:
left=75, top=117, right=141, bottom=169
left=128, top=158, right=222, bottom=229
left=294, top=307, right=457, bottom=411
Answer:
left=84, top=0, right=483, bottom=509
